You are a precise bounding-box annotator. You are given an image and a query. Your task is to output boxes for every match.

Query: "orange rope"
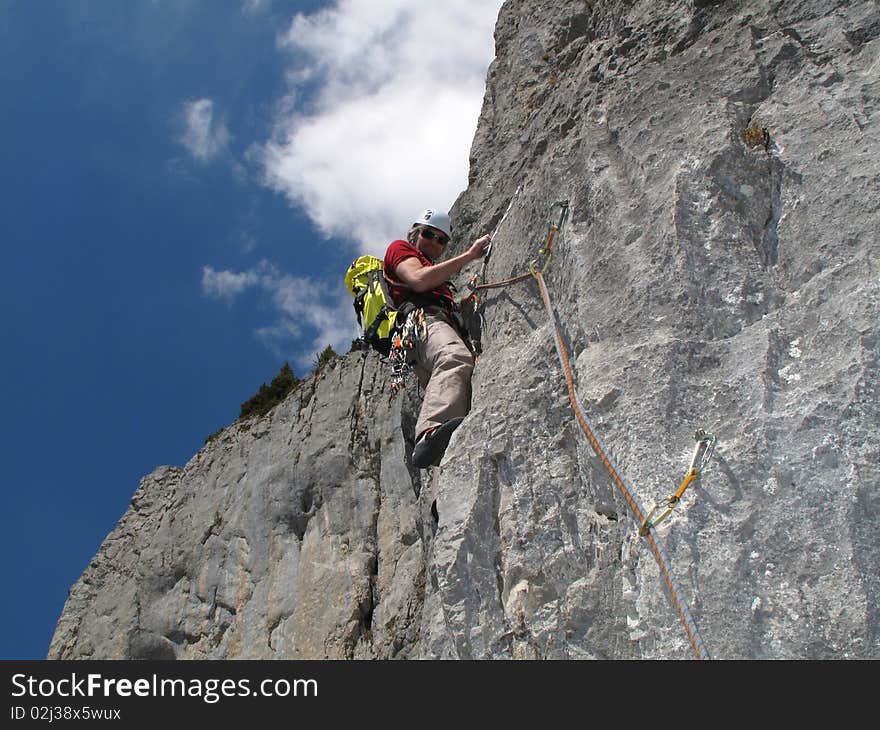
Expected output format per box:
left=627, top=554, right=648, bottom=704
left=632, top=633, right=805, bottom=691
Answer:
left=471, top=271, right=534, bottom=291
left=532, top=269, right=710, bottom=661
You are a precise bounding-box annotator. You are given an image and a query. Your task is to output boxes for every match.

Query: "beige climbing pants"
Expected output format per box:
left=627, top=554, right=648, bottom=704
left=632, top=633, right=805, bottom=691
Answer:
left=412, top=312, right=474, bottom=439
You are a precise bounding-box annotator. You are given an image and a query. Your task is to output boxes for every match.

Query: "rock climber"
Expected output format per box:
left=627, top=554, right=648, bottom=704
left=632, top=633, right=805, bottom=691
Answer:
left=383, top=208, right=492, bottom=468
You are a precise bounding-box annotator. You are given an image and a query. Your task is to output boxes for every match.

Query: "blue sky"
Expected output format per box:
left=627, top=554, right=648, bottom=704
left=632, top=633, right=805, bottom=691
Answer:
left=0, top=0, right=501, bottom=659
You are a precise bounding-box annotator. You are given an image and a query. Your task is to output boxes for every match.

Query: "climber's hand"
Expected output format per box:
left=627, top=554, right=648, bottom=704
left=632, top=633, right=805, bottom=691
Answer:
left=468, top=234, right=492, bottom=260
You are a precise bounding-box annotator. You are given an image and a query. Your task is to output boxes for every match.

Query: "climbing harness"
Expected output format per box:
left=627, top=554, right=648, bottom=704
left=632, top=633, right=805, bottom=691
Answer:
left=639, top=430, right=716, bottom=536
left=388, top=307, right=426, bottom=396
left=470, top=199, right=713, bottom=660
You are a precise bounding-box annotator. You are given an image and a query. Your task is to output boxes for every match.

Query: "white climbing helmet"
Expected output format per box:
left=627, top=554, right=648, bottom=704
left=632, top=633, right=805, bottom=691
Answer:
left=413, top=208, right=451, bottom=238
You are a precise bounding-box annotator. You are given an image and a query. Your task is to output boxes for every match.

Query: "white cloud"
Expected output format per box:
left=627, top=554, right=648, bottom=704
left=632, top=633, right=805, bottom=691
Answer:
left=201, top=265, right=261, bottom=300
left=179, top=98, right=231, bottom=163
left=257, top=0, right=503, bottom=252
left=236, top=231, right=258, bottom=254
left=202, top=261, right=356, bottom=370
left=242, top=0, right=269, bottom=14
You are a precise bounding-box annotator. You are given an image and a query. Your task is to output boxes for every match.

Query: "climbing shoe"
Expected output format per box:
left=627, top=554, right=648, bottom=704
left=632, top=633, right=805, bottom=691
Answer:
left=412, top=417, right=465, bottom=469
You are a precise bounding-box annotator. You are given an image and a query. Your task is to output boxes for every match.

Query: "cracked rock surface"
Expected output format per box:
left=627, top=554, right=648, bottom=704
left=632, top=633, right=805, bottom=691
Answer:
left=50, top=0, right=879, bottom=660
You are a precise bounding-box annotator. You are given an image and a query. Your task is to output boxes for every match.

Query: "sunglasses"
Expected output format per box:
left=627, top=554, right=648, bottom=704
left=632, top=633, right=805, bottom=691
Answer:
left=420, top=228, right=449, bottom=245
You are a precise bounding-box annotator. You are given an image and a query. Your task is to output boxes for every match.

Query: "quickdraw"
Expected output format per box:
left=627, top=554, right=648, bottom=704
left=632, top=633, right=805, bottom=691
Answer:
left=388, top=308, right=426, bottom=396
left=638, top=429, right=717, bottom=536
left=532, top=200, right=569, bottom=275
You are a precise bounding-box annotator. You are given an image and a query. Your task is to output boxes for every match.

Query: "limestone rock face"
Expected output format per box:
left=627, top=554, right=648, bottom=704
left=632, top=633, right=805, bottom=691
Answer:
left=50, top=0, right=879, bottom=660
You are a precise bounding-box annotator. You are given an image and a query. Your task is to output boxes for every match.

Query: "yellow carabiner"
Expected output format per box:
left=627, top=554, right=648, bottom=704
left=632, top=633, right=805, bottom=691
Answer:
left=639, top=430, right=716, bottom=536
left=639, top=496, right=679, bottom=536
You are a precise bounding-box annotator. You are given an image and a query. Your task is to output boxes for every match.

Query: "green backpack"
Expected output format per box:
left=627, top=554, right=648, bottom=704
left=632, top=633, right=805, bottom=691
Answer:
left=344, top=255, right=398, bottom=356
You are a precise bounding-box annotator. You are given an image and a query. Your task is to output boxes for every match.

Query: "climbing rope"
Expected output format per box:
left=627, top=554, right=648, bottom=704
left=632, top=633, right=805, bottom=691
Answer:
left=532, top=267, right=710, bottom=661
left=479, top=185, right=521, bottom=283
left=466, top=198, right=712, bottom=660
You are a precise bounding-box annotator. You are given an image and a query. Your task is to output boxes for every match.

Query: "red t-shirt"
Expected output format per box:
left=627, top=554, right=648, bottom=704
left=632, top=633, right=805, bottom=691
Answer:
left=383, top=239, right=455, bottom=308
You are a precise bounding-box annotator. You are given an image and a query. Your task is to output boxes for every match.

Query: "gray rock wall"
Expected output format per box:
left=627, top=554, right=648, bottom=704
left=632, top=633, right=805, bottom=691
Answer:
left=50, top=0, right=879, bottom=660
left=49, top=361, right=435, bottom=659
